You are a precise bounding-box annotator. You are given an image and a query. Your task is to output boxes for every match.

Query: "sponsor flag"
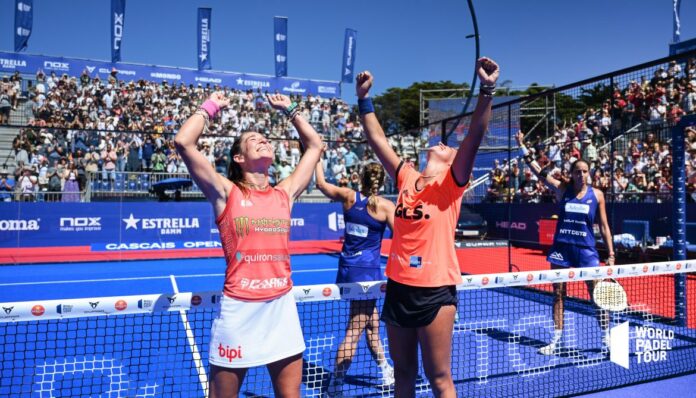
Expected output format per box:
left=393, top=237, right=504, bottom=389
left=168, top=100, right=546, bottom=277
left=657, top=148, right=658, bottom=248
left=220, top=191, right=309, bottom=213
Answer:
left=274, top=16, right=288, bottom=77
left=14, top=0, right=32, bottom=52
left=341, top=29, right=357, bottom=83
left=111, top=0, right=126, bottom=62
left=197, top=8, right=211, bottom=70
left=673, top=0, right=681, bottom=43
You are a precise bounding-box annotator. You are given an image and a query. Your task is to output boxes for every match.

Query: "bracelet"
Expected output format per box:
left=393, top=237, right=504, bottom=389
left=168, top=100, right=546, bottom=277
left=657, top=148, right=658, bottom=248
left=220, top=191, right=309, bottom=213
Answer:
left=283, top=102, right=298, bottom=117
left=200, top=100, right=220, bottom=119
left=194, top=110, right=210, bottom=131
left=479, top=84, right=496, bottom=97
left=358, top=98, right=375, bottom=116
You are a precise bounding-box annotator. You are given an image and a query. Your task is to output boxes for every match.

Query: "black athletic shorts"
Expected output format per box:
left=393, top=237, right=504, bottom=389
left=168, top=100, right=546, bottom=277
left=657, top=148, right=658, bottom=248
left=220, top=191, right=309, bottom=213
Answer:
left=380, top=278, right=457, bottom=328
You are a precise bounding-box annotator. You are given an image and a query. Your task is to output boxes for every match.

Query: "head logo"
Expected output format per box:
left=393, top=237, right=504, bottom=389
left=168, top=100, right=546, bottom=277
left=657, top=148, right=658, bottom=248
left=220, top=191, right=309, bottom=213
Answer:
left=31, top=305, right=45, bottom=316
left=89, top=301, right=99, bottom=309
left=2, top=306, right=13, bottom=315
left=191, top=295, right=202, bottom=306
left=481, top=277, right=489, bottom=286
left=114, top=300, right=127, bottom=311
left=322, top=287, right=332, bottom=297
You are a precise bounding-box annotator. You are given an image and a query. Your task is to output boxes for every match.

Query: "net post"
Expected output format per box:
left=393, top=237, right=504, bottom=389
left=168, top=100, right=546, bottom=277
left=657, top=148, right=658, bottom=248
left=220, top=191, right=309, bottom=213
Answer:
left=672, top=115, right=693, bottom=327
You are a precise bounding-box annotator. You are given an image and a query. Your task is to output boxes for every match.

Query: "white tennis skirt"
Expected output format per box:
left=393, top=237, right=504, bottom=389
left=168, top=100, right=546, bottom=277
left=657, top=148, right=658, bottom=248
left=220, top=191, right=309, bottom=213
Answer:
left=208, top=292, right=306, bottom=368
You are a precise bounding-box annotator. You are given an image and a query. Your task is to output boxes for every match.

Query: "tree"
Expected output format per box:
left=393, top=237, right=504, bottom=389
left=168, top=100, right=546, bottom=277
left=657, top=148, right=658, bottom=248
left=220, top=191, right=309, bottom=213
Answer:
left=372, top=81, right=470, bottom=133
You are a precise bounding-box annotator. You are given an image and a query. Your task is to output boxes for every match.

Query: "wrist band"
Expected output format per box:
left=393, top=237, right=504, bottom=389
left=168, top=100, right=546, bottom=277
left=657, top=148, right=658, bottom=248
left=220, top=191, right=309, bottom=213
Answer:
left=480, top=84, right=496, bottom=97
left=358, top=98, right=375, bottom=116
left=200, top=100, right=220, bottom=118
left=520, top=146, right=529, bottom=156
left=283, top=102, right=298, bottom=117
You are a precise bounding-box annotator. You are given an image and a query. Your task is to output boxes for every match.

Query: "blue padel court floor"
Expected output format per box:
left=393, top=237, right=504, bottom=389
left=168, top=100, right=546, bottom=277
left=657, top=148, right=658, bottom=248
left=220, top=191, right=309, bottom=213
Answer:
left=1, top=254, right=695, bottom=397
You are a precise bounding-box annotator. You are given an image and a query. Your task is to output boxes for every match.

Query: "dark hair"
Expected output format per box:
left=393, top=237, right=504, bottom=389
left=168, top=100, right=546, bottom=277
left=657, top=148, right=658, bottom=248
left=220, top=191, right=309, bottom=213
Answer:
left=360, top=162, right=386, bottom=213
left=569, top=158, right=589, bottom=173
left=226, top=131, right=255, bottom=197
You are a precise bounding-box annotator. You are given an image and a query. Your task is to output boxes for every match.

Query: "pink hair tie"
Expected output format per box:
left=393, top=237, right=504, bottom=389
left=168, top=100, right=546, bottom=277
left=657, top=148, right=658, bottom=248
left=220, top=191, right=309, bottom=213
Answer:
left=200, top=99, right=220, bottom=118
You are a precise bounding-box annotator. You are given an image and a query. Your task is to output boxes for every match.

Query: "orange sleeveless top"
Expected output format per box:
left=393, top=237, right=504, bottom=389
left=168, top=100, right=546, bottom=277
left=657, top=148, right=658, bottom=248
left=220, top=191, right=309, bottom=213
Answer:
left=386, top=163, right=468, bottom=287
left=216, top=184, right=292, bottom=301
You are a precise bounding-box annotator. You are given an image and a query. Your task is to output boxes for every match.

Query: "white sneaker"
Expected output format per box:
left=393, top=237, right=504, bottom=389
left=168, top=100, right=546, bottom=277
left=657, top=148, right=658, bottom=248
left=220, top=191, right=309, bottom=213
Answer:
left=326, top=376, right=343, bottom=398
left=603, top=335, right=611, bottom=351
left=538, top=342, right=559, bottom=356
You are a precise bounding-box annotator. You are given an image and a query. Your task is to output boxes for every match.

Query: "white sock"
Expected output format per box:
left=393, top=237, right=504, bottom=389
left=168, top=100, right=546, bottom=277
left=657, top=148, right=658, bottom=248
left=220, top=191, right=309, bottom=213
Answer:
left=551, top=329, right=563, bottom=344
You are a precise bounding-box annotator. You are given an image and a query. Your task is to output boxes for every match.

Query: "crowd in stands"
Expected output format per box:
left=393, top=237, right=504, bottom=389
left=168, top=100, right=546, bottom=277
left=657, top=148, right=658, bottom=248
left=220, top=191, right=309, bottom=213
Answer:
left=2, top=57, right=694, bottom=203
left=484, top=58, right=696, bottom=204
left=1, top=67, right=422, bottom=201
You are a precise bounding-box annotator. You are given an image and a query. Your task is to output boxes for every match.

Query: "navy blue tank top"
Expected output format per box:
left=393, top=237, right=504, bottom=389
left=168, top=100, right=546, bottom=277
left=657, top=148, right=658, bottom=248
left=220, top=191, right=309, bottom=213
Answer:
left=339, top=192, right=387, bottom=268
left=554, top=187, right=598, bottom=247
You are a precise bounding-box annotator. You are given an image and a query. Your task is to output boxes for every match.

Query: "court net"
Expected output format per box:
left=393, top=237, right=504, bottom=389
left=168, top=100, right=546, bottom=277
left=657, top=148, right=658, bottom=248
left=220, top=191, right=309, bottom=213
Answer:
left=1, top=260, right=696, bottom=397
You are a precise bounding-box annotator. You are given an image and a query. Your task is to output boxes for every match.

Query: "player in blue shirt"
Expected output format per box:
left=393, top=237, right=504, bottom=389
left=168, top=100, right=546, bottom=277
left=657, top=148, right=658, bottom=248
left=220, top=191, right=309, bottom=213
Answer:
left=517, top=132, right=615, bottom=355
left=315, top=147, right=396, bottom=395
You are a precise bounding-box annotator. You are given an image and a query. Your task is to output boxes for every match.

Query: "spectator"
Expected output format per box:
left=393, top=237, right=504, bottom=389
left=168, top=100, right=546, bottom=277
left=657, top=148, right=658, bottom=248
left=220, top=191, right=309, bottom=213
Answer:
left=0, top=169, right=14, bottom=202
left=100, top=144, right=117, bottom=181
left=61, top=165, right=80, bottom=202
left=18, top=168, right=36, bottom=201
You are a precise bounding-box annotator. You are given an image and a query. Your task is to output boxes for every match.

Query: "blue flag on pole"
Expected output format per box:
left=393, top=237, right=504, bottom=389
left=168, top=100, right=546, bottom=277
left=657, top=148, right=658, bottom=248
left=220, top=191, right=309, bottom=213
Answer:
left=341, top=29, right=357, bottom=83
left=198, top=8, right=212, bottom=70
left=274, top=17, right=288, bottom=77
left=111, top=0, right=125, bottom=63
left=673, top=0, right=682, bottom=43
left=14, top=0, right=32, bottom=52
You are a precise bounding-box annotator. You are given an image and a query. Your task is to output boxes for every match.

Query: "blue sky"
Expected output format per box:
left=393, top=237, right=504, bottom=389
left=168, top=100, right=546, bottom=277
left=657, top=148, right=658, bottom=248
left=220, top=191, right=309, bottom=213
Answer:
left=1, top=0, right=695, bottom=101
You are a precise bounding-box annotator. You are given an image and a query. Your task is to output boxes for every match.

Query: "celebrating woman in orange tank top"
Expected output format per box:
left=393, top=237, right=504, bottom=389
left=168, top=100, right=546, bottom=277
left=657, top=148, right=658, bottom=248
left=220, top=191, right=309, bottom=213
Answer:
left=355, top=58, right=499, bottom=397
left=174, top=92, right=322, bottom=398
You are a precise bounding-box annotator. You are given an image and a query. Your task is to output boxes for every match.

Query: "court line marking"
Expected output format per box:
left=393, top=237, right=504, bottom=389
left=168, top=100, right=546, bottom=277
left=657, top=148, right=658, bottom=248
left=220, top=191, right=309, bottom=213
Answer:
left=0, top=268, right=339, bottom=287
left=170, top=275, right=209, bottom=395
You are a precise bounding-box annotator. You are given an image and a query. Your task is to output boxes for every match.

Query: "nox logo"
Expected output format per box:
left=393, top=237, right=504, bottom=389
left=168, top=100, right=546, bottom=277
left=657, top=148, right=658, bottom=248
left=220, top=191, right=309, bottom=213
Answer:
left=43, top=61, right=69, bottom=70
left=89, top=301, right=99, bottom=309
left=167, top=296, right=176, bottom=304
left=86, top=65, right=96, bottom=73
left=2, top=307, right=13, bottom=314
left=303, top=288, right=311, bottom=295
left=466, top=277, right=473, bottom=283
left=60, top=217, right=101, bottom=231
left=361, top=284, right=370, bottom=293
left=113, top=13, right=124, bottom=50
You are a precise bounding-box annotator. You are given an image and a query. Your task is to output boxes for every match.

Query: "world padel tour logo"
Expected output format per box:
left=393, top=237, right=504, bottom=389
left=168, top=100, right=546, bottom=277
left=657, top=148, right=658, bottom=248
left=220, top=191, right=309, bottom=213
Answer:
left=122, top=213, right=200, bottom=235
left=610, top=322, right=674, bottom=368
